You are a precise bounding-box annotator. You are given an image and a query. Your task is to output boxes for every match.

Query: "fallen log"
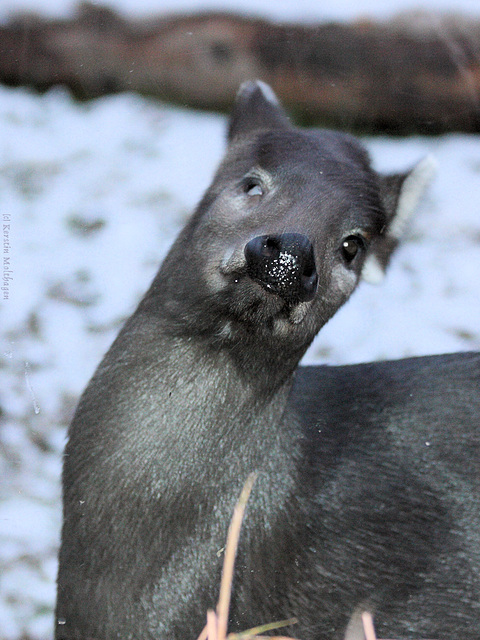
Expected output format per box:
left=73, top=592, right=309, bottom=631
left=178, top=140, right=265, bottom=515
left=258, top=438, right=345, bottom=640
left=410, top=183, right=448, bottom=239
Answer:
left=2, top=2, right=480, bottom=133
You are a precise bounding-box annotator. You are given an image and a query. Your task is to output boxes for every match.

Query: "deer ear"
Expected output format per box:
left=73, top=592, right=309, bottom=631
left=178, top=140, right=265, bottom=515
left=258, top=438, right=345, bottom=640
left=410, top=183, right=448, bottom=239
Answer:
left=228, top=80, right=291, bottom=142
left=362, top=155, right=437, bottom=284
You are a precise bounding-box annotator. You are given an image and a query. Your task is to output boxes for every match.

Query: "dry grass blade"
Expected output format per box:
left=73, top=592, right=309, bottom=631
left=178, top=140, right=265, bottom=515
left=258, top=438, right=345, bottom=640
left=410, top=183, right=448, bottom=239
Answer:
left=196, top=473, right=257, bottom=640
left=197, top=623, right=209, bottom=640
left=228, top=617, right=298, bottom=639
left=361, top=612, right=439, bottom=640
left=207, top=609, right=219, bottom=640
left=362, top=612, right=377, bottom=640
left=216, top=473, right=258, bottom=640
left=195, top=474, right=299, bottom=640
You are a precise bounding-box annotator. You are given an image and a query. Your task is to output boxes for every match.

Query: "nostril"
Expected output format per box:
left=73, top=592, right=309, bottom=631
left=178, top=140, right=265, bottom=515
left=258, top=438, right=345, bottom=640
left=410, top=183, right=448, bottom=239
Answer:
left=302, top=263, right=315, bottom=278
left=260, top=237, right=280, bottom=259
left=300, top=272, right=318, bottom=302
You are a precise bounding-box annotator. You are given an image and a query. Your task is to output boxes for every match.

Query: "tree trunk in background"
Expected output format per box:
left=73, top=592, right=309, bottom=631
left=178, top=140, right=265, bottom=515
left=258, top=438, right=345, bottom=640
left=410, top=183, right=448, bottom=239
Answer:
left=2, top=2, right=480, bottom=133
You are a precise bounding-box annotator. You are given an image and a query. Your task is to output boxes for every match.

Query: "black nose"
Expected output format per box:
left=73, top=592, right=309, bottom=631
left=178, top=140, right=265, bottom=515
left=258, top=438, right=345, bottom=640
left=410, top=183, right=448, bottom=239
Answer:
left=244, top=233, right=318, bottom=303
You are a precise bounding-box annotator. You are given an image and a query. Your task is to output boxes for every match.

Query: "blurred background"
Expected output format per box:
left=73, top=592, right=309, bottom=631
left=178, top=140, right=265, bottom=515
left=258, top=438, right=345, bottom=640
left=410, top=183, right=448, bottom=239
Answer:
left=1, top=0, right=480, bottom=21
left=1, top=0, right=480, bottom=638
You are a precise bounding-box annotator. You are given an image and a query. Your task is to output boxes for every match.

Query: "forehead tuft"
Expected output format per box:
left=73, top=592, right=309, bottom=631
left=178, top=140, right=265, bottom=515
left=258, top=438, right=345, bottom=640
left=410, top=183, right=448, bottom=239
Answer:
left=253, top=129, right=371, bottom=174
left=254, top=130, right=321, bottom=168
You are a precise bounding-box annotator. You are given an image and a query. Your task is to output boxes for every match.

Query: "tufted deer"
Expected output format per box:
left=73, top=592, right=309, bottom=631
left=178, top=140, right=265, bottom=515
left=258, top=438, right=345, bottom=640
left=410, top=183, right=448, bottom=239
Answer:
left=56, top=81, right=480, bottom=640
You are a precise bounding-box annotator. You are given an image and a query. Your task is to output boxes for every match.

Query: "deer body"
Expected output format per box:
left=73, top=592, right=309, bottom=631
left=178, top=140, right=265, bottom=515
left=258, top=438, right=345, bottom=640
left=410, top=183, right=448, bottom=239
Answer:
left=56, top=81, right=480, bottom=640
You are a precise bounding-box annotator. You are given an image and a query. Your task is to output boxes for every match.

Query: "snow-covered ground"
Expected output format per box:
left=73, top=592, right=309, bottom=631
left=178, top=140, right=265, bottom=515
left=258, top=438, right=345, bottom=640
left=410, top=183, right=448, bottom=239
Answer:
left=1, top=0, right=480, bottom=638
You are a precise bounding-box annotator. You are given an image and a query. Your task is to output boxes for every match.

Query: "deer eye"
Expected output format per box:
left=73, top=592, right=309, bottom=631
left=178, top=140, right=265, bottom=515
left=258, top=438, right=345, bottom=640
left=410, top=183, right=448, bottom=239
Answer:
left=243, top=178, right=263, bottom=197
left=341, top=235, right=366, bottom=263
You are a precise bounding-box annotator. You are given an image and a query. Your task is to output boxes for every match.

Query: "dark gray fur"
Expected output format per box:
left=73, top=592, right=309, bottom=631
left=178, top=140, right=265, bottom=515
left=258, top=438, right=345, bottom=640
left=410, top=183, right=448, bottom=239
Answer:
left=56, top=81, right=480, bottom=640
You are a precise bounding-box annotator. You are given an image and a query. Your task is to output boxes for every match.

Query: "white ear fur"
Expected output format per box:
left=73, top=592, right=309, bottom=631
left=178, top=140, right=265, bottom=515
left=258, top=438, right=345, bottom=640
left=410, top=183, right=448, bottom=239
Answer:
left=388, top=154, right=437, bottom=241
left=362, top=154, right=437, bottom=285
left=237, top=79, right=280, bottom=106
left=228, top=79, right=289, bottom=141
